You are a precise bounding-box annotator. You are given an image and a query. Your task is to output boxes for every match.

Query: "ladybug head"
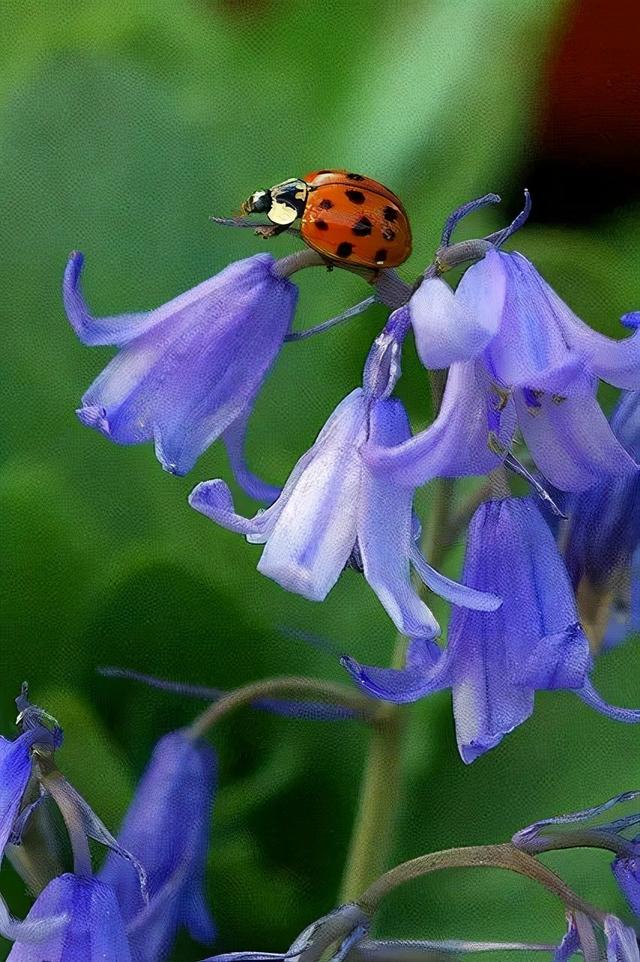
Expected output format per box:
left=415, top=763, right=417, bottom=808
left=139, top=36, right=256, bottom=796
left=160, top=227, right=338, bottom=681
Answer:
left=241, top=189, right=272, bottom=216
left=242, top=178, right=308, bottom=226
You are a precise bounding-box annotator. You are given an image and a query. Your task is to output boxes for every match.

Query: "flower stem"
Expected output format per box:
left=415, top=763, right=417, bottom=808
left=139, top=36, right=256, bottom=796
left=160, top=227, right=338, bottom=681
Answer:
left=356, top=842, right=606, bottom=924
left=338, top=702, right=404, bottom=902
left=188, top=675, right=377, bottom=740
left=40, top=770, right=92, bottom=878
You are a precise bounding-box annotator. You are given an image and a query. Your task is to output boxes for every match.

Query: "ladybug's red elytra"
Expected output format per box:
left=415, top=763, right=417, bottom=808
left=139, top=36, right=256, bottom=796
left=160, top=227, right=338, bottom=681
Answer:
left=241, top=169, right=412, bottom=270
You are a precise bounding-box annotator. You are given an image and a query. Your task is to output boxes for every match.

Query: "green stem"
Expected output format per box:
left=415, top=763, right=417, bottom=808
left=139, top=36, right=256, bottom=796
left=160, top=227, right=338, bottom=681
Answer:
left=188, top=675, right=377, bottom=740
left=356, top=842, right=607, bottom=924
left=338, top=702, right=404, bottom=902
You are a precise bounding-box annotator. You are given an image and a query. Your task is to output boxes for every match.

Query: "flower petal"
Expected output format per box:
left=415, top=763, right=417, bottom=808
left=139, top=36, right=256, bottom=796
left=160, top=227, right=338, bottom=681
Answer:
left=364, top=361, right=514, bottom=488
left=552, top=915, right=584, bottom=962
left=256, top=391, right=367, bottom=601
left=100, top=731, right=216, bottom=960
left=0, top=893, right=66, bottom=945
left=409, top=249, right=505, bottom=369
left=223, top=411, right=281, bottom=504
left=577, top=678, right=640, bottom=723
left=342, top=638, right=450, bottom=704
left=516, top=381, right=638, bottom=492
left=605, top=915, right=640, bottom=961
left=409, top=543, right=501, bottom=612
left=77, top=254, right=296, bottom=475
left=0, top=731, right=42, bottom=863
left=555, top=300, right=640, bottom=390
left=7, top=875, right=131, bottom=962
left=358, top=399, right=440, bottom=638
left=520, top=624, right=592, bottom=690
left=484, top=252, right=579, bottom=389
left=613, top=856, right=640, bottom=916
left=445, top=497, right=586, bottom=763
left=189, top=479, right=283, bottom=540
left=63, top=251, right=163, bottom=347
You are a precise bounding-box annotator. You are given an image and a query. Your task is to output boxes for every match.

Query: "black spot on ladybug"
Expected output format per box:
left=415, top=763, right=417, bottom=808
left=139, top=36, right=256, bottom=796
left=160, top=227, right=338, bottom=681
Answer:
left=315, top=219, right=329, bottom=231
left=383, top=206, right=399, bottom=222
left=346, top=189, right=366, bottom=204
left=346, top=173, right=365, bottom=181
left=318, top=198, right=333, bottom=210
left=336, top=242, right=354, bottom=258
left=352, top=216, right=372, bottom=237
left=316, top=169, right=333, bottom=174
left=374, top=249, right=388, bottom=264
left=382, top=227, right=396, bottom=241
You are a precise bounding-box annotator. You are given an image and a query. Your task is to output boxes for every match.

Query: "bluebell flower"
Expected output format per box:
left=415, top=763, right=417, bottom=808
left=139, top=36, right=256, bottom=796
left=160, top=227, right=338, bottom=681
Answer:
left=201, top=903, right=370, bottom=962
left=565, top=390, right=640, bottom=589
left=513, top=791, right=640, bottom=919
left=6, top=874, right=131, bottom=961
left=63, top=251, right=297, bottom=489
left=342, top=496, right=638, bottom=763
left=190, top=314, right=500, bottom=641
left=0, top=729, right=50, bottom=863
left=605, top=915, right=640, bottom=961
left=99, top=729, right=216, bottom=962
left=366, top=250, right=640, bottom=492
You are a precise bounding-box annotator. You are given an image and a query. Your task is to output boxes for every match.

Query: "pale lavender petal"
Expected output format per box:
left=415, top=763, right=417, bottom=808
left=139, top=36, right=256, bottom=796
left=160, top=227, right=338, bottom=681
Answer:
left=189, top=479, right=283, bottom=539
left=447, top=497, right=589, bottom=763
left=520, top=624, right=591, bottom=690
left=364, top=361, right=514, bottom=487
left=605, top=915, right=640, bottom=961
left=409, top=544, right=501, bottom=612
left=409, top=249, right=504, bottom=369
left=516, top=381, right=638, bottom=492
left=0, top=893, right=66, bottom=944
left=553, top=916, right=581, bottom=962
left=554, top=299, right=640, bottom=390
left=484, top=252, right=579, bottom=389
left=257, top=391, right=367, bottom=601
left=358, top=399, right=440, bottom=638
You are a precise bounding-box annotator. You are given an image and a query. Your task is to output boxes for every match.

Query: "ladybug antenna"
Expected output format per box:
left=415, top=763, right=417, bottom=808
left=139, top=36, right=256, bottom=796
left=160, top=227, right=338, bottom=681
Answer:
left=285, top=295, right=377, bottom=343
left=209, top=215, right=301, bottom=237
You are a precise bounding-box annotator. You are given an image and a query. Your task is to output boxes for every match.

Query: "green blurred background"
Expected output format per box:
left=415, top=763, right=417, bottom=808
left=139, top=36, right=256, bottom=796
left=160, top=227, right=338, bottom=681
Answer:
left=2, top=0, right=640, bottom=957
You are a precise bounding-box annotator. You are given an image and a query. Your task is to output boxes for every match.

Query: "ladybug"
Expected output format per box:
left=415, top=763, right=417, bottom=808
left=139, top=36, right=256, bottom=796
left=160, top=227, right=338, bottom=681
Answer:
left=241, top=169, right=412, bottom=269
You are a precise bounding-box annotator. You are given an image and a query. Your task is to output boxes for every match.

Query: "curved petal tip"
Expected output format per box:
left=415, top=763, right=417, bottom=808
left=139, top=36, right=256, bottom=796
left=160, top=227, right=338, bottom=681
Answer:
left=76, top=404, right=111, bottom=436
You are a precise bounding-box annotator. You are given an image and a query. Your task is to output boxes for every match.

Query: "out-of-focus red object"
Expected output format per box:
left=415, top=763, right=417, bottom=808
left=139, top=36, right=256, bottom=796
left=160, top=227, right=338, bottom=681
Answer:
left=542, top=0, right=640, bottom=171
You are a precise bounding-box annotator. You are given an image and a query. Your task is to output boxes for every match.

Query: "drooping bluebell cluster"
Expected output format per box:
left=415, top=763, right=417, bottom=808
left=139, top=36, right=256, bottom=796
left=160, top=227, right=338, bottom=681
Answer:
left=64, top=187, right=640, bottom=755
left=58, top=186, right=640, bottom=958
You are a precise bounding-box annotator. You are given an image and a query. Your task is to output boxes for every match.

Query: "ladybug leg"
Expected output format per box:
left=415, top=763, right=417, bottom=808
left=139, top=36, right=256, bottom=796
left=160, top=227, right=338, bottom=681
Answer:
left=254, top=224, right=289, bottom=240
